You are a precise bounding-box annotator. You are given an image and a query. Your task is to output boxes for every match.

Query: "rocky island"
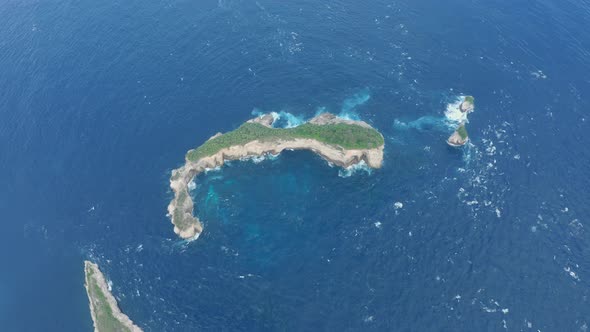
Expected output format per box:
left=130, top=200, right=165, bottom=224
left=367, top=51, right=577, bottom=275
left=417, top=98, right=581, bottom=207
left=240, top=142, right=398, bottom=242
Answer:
left=447, top=124, right=469, bottom=146
left=167, top=112, right=385, bottom=240
left=84, top=261, right=142, bottom=332
left=447, top=96, right=474, bottom=147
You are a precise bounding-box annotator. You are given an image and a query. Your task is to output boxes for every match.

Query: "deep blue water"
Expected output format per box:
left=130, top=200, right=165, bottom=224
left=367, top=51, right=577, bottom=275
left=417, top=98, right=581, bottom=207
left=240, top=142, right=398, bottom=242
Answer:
left=1, top=0, right=590, bottom=330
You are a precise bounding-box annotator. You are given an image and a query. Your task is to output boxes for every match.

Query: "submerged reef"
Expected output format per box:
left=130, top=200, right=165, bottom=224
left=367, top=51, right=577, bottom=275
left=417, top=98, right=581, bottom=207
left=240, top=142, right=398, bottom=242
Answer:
left=167, top=113, right=385, bottom=240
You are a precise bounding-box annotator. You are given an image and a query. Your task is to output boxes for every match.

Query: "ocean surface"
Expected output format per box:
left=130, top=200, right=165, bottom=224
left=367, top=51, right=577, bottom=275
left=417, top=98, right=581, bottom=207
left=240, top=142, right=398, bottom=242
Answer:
left=1, top=0, right=589, bottom=330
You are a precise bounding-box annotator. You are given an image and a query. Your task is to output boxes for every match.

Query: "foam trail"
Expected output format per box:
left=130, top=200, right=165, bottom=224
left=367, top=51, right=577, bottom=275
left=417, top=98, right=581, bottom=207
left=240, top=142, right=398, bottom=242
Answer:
left=251, top=107, right=265, bottom=117
left=393, top=95, right=472, bottom=133
left=314, top=106, right=328, bottom=117
left=340, top=89, right=371, bottom=120
left=393, top=116, right=449, bottom=132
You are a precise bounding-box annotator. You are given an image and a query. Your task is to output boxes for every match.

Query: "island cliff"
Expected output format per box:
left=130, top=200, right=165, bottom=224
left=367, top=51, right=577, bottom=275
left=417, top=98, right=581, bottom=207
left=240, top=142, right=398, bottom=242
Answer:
left=84, top=261, right=142, bottom=332
left=167, top=113, right=385, bottom=240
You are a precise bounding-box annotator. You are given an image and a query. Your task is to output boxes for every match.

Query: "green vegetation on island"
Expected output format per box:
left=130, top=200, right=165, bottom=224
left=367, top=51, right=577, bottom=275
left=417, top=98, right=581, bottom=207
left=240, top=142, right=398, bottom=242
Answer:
left=186, top=122, right=385, bottom=162
left=169, top=113, right=385, bottom=240
left=464, top=95, right=475, bottom=104
left=457, top=124, right=468, bottom=140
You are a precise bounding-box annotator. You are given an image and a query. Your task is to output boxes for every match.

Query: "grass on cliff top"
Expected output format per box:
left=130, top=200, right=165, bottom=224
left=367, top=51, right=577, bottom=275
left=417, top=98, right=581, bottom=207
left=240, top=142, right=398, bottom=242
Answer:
left=186, top=122, right=384, bottom=162
left=85, top=265, right=132, bottom=332
left=464, top=95, right=475, bottom=104
left=457, top=125, right=468, bottom=140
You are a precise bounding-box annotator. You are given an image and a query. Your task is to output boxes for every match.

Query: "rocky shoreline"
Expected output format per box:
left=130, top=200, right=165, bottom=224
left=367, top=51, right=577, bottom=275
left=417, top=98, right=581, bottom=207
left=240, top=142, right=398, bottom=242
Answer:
left=84, top=261, right=142, bottom=332
left=167, top=113, right=385, bottom=240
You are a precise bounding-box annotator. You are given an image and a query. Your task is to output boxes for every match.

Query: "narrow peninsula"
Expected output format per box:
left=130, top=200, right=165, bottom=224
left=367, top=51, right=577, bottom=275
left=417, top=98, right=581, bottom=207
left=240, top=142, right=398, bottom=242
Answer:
left=84, top=261, right=143, bottom=332
left=168, top=113, right=385, bottom=240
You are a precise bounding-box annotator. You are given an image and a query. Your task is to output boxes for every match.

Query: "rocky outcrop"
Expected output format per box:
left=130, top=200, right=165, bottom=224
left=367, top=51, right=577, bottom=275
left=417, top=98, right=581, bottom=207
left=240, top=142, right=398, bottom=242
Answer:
left=167, top=113, right=384, bottom=240
left=448, top=96, right=474, bottom=147
left=447, top=126, right=469, bottom=146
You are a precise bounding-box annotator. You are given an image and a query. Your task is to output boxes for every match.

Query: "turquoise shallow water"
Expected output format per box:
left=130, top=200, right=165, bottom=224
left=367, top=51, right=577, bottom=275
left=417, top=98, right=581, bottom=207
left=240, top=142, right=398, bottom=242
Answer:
left=1, top=0, right=589, bottom=330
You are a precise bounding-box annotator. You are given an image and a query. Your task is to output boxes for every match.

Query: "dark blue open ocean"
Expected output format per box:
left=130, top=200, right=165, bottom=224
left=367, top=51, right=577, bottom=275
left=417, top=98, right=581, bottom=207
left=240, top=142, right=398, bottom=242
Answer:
left=1, top=0, right=589, bottom=330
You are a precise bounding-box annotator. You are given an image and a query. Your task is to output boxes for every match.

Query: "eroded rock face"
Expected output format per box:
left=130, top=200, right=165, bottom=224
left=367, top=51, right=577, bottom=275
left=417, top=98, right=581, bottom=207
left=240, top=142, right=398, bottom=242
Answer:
left=167, top=113, right=385, bottom=240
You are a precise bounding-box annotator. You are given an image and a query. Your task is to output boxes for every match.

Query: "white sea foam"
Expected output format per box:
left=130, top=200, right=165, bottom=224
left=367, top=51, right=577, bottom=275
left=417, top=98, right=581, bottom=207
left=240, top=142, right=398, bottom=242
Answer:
left=338, top=160, right=372, bottom=177
left=239, top=153, right=280, bottom=164
left=204, top=166, right=222, bottom=174
left=187, top=180, right=196, bottom=191
left=444, top=96, right=470, bottom=124
left=564, top=266, right=580, bottom=280
left=272, top=111, right=306, bottom=128
left=251, top=107, right=265, bottom=117
left=185, top=232, right=201, bottom=243
left=531, top=70, right=547, bottom=79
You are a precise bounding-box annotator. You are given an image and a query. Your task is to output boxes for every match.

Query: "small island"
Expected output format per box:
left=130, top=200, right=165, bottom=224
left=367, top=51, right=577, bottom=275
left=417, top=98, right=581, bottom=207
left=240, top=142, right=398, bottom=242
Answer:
left=84, top=261, right=143, bottom=332
left=447, top=96, right=475, bottom=147
left=447, top=124, right=469, bottom=146
left=168, top=113, right=385, bottom=240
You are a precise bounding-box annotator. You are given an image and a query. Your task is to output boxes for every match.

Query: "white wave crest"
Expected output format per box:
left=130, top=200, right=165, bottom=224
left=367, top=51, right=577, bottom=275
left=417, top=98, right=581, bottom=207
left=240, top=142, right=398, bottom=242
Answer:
left=187, top=180, right=196, bottom=191
left=338, top=160, right=372, bottom=177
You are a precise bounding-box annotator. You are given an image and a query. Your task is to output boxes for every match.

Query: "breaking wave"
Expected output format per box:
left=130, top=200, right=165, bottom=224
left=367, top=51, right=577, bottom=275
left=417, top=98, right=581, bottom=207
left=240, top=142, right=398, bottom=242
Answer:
left=444, top=95, right=471, bottom=124
left=393, top=95, right=472, bottom=133
left=338, top=160, right=372, bottom=177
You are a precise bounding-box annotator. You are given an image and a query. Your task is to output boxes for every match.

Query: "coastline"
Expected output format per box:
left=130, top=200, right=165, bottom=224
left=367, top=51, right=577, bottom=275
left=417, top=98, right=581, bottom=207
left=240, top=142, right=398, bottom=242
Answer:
left=167, top=113, right=385, bottom=240
left=84, top=261, right=143, bottom=332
